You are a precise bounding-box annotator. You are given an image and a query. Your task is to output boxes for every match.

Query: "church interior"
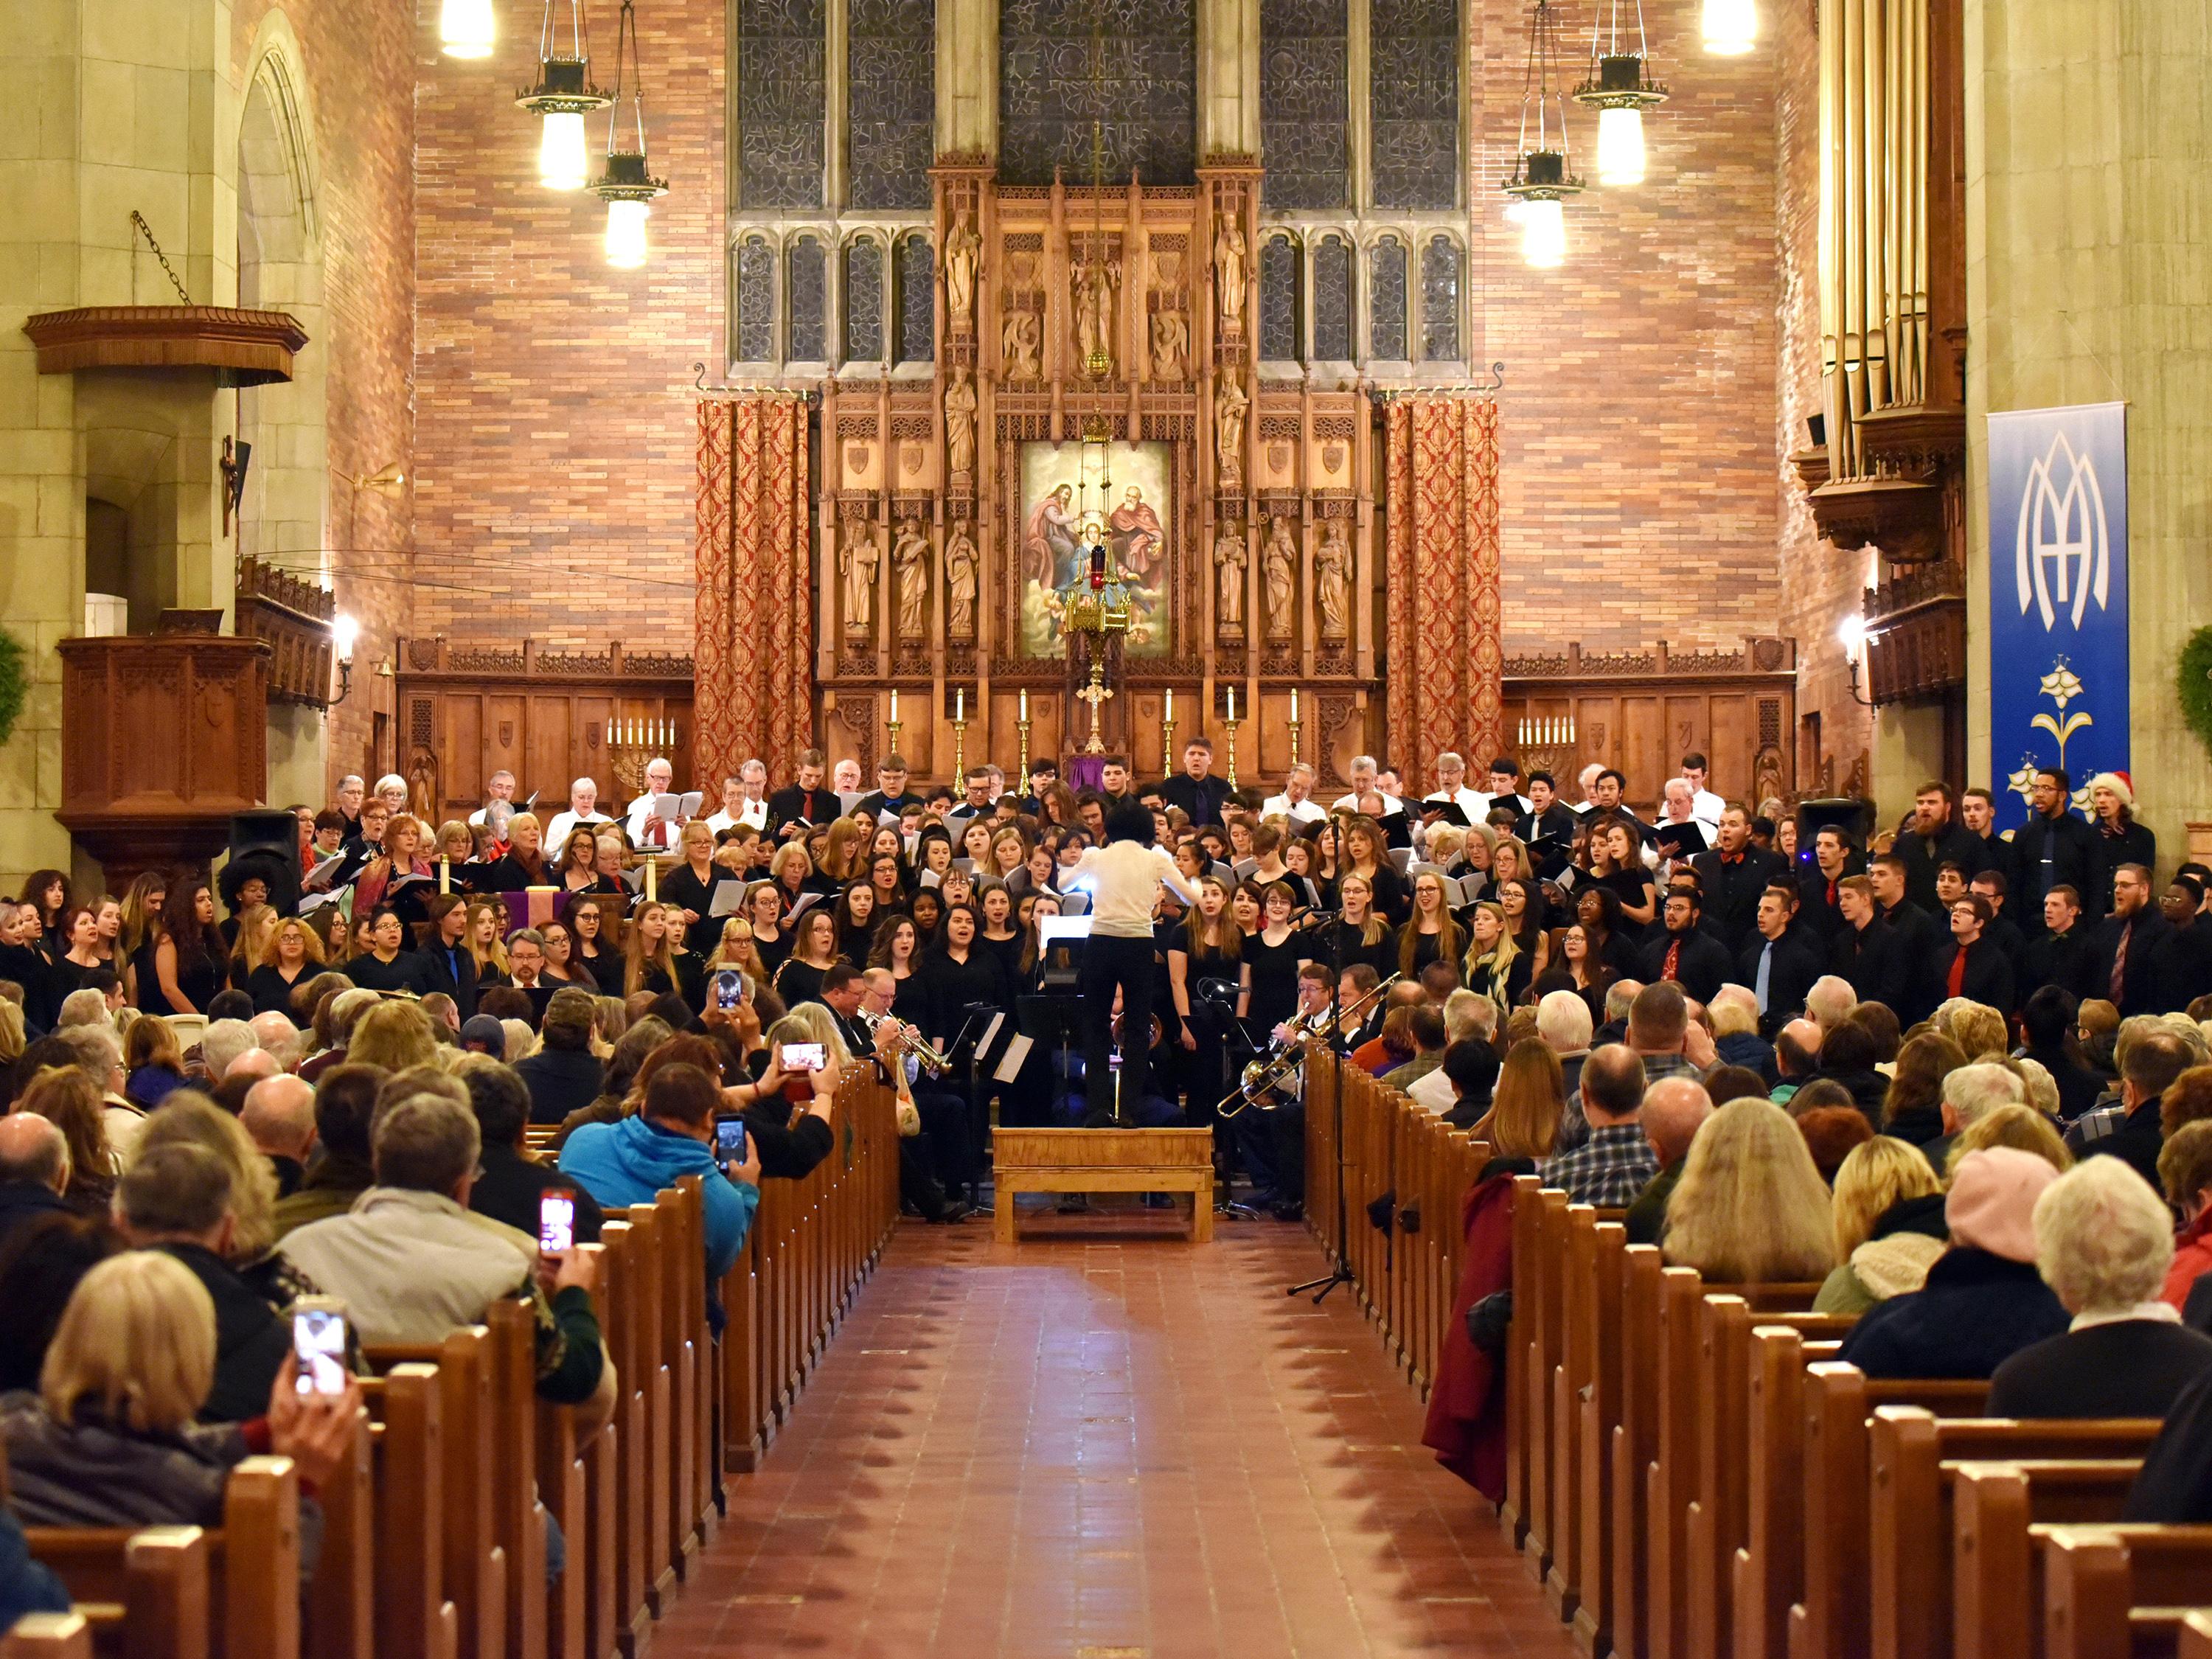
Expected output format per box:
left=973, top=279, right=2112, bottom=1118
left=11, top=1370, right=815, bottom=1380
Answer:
left=5, top=0, right=2212, bottom=1655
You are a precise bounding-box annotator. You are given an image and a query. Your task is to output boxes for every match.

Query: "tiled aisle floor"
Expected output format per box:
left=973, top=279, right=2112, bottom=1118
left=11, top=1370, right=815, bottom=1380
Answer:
left=664, top=1209, right=1579, bottom=1658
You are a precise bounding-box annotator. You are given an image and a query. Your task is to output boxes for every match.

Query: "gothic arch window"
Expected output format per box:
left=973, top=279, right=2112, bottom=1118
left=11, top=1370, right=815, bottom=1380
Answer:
left=737, top=234, right=777, bottom=362
left=1312, top=235, right=1352, bottom=361
left=1419, top=234, right=1463, bottom=361
left=1259, top=233, right=1302, bottom=362
left=843, top=237, right=886, bottom=364
left=896, top=233, right=933, bottom=365
left=788, top=234, right=827, bottom=362
left=1368, top=236, right=1408, bottom=361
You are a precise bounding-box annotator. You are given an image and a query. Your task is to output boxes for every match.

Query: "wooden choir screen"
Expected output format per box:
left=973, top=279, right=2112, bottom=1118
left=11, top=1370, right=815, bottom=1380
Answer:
left=393, top=637, right=696, bottom=824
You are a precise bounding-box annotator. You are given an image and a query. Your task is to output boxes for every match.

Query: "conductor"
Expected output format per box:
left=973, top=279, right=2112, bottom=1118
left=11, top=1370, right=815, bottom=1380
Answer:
left=1071, top=801, right=1200, bottom=1119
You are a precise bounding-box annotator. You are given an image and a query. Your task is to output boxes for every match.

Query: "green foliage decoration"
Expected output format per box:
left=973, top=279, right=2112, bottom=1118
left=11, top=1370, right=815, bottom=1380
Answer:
left=2183, top=625, right=2212, bottom=766
left=0, top=625, right=27, bottom=751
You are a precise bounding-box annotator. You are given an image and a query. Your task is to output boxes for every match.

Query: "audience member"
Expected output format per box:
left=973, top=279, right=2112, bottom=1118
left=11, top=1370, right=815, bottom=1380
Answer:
left=2068, top=1030, right=2196, bottom=1187
left=459, top=1060, right=606, bottom=1245
left=240, top=1075, right=316, bottom=1197
left=1623, top=1077, right=1714, bottom=1245
left=1919, top=1061, right=2028, bottom=1169
left=1815, top=1136, right=1947, bottom=1314
left=273, top=1064, right=384, bottom=1236
left=2160, top=1119, right=2212, bottom=1310
left=518, top=989, right=604, bottom=1125
left=0, top=1114, right=72, bottom=1249
left=1660, top=1097, right=1835, bottom=1281
left=0, top=1212, right=119, bottom=1395
left=1795, top=1105, right=1875, bottom=1183
left=1541, top=1046, right=1655, bottom=1206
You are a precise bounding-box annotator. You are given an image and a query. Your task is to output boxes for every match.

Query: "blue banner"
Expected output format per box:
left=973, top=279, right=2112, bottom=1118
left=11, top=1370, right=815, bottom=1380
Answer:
left=1986, top=401, right=2129, bottom=832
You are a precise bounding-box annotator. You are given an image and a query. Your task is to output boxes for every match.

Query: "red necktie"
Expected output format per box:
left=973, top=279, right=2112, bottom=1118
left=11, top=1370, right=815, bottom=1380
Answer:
left=1947, top=947, right=1966, bottom=1000
left=1826, top=879, right=1837, bottom=908
left=1663, top=939, right=1682, bottom=981
left=2110, top=921, right=2131, bottom=1001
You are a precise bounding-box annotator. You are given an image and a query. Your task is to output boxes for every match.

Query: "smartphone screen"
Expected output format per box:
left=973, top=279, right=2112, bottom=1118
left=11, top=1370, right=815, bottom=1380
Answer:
left=779, top=1041, right=826, bottom=1073
left=293, top=1302, right=349, bottom=1397
left=714, top=1119, right=747, bottom=1164
left=714, top=969, right=744, bottom=1009
left=539, top=1189, right=577, bottom=1255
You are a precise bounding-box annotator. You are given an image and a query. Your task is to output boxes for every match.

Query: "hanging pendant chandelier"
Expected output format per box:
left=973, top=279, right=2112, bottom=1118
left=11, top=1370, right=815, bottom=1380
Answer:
left=516, top=0, right=611, bottom=190
left=1701, top=0, right=1757, bottom=55
left=1572, top=0, right=1667, bottom=187
left=439, top=0, right=495, bottom=58
left=591, top=0, right=667, bottom=267
left=1503, top=0, right=1584, bottom=268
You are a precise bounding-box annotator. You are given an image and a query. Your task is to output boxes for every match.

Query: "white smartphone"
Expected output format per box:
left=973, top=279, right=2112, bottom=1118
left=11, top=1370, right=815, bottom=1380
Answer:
left=292, top=1297, right=349, bottom=1397
left=540, top=1188, right=577, bottom=1255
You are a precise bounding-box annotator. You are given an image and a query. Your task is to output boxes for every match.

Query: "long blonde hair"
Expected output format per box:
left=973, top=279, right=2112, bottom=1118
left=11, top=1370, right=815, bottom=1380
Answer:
left=1829, top=1135, right=1943, bottom=1259
left=1180, top=875, right=1245, bottom=956
left=1481, top=1039, right=1561, bottom=1160
left=1399, top=872, right=1466, bottom=977
left=131, top=1093, right=282, bottom=1262
left=1663, top=1099, right=1837, bottom=1281
left=1337, top=872, right=1389, bottom=947
left=42, top=1251, right=215, bottom=1433
left=623, top=900, right=681, bottom=995
left=1462, top=900, right=1520, bottom=1002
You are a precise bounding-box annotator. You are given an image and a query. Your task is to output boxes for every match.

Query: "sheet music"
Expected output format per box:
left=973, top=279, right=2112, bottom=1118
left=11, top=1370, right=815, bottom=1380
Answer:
left=992, top=1032, right=1033, bottom=1085
left=977, top=1012, right=1006, bottom=1054
left=708, top=883, right=747, bottom=917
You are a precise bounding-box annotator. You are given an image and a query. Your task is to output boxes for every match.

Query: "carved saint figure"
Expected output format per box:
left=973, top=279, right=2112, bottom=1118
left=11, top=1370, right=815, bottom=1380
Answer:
left=1263, top=515, right=1297, bottom=641
left=1214, top=376, right=1249, bottom=484
left=944, top=211, right=980, bottom=333
left=893, top=518, right=930, bottom=639
left=1150, top=307, right=1189, bottom=380
left=1001, top=307, right=1041, bottom=380
left=1075, top=254, right=1119, bottom=376
left=840, top=522, right=880, bottom=638
left=943, top=366, right=978, bottom=478
left=945, top=517, right=979, bottom=639
left=1214, top=215, right=1248, bottom=330
left=1214, top=521, right=1248, bottom=634
left=1314, top=518, right=1352, bottom=640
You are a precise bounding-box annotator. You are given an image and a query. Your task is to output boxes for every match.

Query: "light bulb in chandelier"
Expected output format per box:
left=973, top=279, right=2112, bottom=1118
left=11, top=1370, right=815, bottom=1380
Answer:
left=515, top=23, right=611, bottom=193
left=1520, top=198, right=1567, bottom=268
left=539, top=112, right=589, bottom=189
left=439, top=0, right=495, bottom=58
left=1702, top=0, right=1757, bottom=54
left=1595, top=105, right=1646, bottom=186
left=604, top=198, right=650, bottom=267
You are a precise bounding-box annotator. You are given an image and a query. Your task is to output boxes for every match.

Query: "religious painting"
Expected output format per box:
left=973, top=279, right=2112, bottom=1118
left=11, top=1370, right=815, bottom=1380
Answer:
left=1017, top=439, right=1174, bottom=658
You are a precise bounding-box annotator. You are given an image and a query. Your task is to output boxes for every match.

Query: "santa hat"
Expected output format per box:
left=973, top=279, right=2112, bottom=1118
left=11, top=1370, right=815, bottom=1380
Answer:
left=2088, top=770, right=2135, bottom=810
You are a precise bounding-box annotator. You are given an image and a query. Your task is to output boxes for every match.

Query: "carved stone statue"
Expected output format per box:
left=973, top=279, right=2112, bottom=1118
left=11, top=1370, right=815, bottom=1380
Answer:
left=1213, top=521, right=1247, bottom=635
left=1150, top=307, right=1189, bottom=381
left=1314, top=518, right=1352, bottom=640
left=1001, top=307, right=1041, bottom=380
left=1214, top=214, right=1248, bottom=331
left=943, top=366, right=978, bottom=478
left=945, top=517, right=978, bottom=639
left=1263, top=515, right=1297, bottom=641
left=1075, top=254, right=1119, bottom=377
left=944, top=211, right=980, bottom=334
left=839, top=522, right=880, bottom=638
left=892, top=518, right=930, bottom=639
left=1214, top=376, right=1248, bottom=484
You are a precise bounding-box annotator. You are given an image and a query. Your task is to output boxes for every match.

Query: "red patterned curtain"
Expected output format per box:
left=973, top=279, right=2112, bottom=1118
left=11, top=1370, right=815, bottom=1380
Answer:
left=695, top=397, right=813, bottom=785
left=1385, top=395, right=1503, bottom=793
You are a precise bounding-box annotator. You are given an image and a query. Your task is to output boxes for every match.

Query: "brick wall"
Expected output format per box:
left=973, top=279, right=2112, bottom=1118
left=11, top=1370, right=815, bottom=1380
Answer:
left=408, top=0, right=1787, bottom=659
left=410, top=0, right=724, bottom=653
left=1765, top=0, right=1873, bottom=789
left=232, top=0, right=417, bottom=782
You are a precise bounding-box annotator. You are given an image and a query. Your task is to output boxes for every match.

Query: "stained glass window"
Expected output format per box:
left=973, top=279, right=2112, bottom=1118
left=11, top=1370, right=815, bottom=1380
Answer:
left=1312, top=237, right=1352, bottom=361
left=848, top=0, right=934, bottom=212
left=736, top=236, right=776, bottom=361
left=1420, top=234, right=1462, bottom=361
left=1259, top=0, right=1347, bottom=211
left=897, top=234, right=933, bottom=364
left=1000, top=0, right=1197, bottom=187
left=1369, top=0, right=1458, bottom=211
left=1369, top=237, right=1407, bottom=360
left=1260, top=234, right=1301, bottom=361
left=735, top=0, right=825, bottom=209
left=789, top=236, right=827, bottom=361
left=844, top=238, right=883, bottom=364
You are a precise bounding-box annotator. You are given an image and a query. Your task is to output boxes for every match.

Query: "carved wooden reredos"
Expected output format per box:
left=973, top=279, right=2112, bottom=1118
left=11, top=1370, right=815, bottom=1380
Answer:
left=812, top=155, right=1382, bottom=783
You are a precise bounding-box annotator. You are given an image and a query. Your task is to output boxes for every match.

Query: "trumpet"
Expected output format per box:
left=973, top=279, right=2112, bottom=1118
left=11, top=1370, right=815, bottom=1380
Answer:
left=1217, top=971, right=1402, bottom=1119
left=860, top=1009, right=953, bottom=1076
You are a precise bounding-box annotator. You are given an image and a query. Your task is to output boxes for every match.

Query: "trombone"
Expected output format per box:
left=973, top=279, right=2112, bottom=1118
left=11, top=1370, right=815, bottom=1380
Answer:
left=859, top=1009, right=953, bottom=1076
left=1217, top=971, right=1401, bottom=1118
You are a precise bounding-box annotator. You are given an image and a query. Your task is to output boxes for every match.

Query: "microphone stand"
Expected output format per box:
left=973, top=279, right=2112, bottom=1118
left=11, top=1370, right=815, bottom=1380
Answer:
left=1289, top=806, right=1358, bottom=1304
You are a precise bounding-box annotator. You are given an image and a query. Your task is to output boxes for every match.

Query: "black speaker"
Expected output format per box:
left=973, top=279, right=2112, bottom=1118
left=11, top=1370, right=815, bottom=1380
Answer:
left=1806, top=413, right=1826, bottom=448
left=223, top=810, right=304, bottom=917
left=1792, top=796, right=1874, bottom=867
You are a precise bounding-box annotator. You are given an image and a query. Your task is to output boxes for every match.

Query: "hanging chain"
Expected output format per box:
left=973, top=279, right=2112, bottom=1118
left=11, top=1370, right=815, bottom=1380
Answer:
left=130, top=211, right=193, bottom=305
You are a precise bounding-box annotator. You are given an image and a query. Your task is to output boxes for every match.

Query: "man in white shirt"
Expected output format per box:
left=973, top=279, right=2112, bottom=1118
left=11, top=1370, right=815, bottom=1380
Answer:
left=622, top=758, right=682, bottom=848
left=1069, top=803, right=1200, bottom=1119
left=1568, top=762, right=1606, bottom=817
left=1680, top=751, right=1727, bottom=827
left=1262, top=762, right=1328, bottom=825
left=1331, top=754, right=1406, bottom=816
left=545, top=778, right=614, bottom=852
left=1408, top=991, right=1506, bottom=1113
left=467, top=770, right=518, bottom=828
left=1422, top=752, right=1487, bottom=821
left=705, top=760, right=771, bottom=835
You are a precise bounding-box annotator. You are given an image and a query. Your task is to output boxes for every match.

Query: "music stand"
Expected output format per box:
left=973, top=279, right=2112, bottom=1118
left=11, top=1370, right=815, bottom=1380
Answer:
left=1289, top=809, right=1358, bottom=1304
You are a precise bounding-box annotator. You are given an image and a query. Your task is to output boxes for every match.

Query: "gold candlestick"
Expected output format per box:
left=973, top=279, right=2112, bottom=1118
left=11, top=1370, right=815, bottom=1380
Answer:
left=885, top=719, right=903, bottom=766
left=1287, top=717, right=1302, bottom=770
left=1016, top=717, right=1032, bottom=786
left=1160, top=715, right=1178, bottom=776
left=950, top=717, right=969, bottom=785
left=1222, top=714, right=1242, bottom=789
left=1076, top=663, right=1113, bottom=755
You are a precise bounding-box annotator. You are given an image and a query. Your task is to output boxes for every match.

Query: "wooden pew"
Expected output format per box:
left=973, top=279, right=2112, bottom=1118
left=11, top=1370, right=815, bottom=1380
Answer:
left=2182, top=1608, right=2212, bottom=1659
left=1571, top=1219, right=1627, bottom=1659
left=1609, top=1244, right=1666, bottom=1659
left=2042, top=1525, right=2212, bottom=1659
left=1953, top=1459, right=2150, bottom=1659
left=1500, top=1172, right=1545, bottom=1548
left=595, top=1217, right=653, bottom=1658
left=304, top=1399, right=374, bottom=1659
left=1545, top=1204, right=1627, bottom=1624
left=1520, top=1187, right=1572, bottom=1582
left=25, top=1456, right=302, bottom=1659
left=1868, top=1411, right=2163, bottom=1659
left=1733, top=1323, right=1845, bottom=1659
left=4, top=1613, right=96, bottom=1658
left=1787, top=1366, right=1992, bottom=1659
left=358, top=1363, right=455, bottom=1659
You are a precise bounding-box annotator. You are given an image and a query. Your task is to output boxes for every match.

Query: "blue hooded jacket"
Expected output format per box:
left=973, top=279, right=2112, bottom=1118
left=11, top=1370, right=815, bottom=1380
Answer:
left=557, top=1116, right=757, bottom=1284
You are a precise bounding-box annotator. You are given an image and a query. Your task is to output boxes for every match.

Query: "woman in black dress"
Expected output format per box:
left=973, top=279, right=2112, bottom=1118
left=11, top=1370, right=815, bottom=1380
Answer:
left=866, top=852, right=908, bottom=921
left=1574, top=885, right=1644, bottom=979
left=1169, top=875, right=1244, bottom=1111
left=246, top=917, right=324, bottom=1017
left=150, top=879, right=226, bottom=1015
left=975, top=881, right=1025, bottom=987
left=771, top=908, right=841, bottom=1009
left=465, top=900, right=512, bottom=989
left=1463, top=900, right=1531, bottom=1015
left=1498, top=877, right=1552, bottom=983
left=739, top=880, right=789, bottom=978
left=1342, top=815, right=1408, bottom=926
left=1590, top=821, right=1658, bottom=932
left=568, top=894, right=618, bottom=985
left=1240, top=882, right=1311, bottom=1036
left=1554, top=922, right=1619, bottom=1024
left=832, top=880, right=881, bottom=967
left=18, top=870, right=70, bottom=964
left=1397, top=871, right=1467, bottom=984
left=1322, top=872, right=1399, bottom=981
left=659, top=819, right=736, bottom=959
left=921, top=902, right=1009, bottom=1048
left=866, top=915, right=932, bottom=1029
left=621, top=900, right=686, bottom=1000
left=538, top=918, right=597, bottom=995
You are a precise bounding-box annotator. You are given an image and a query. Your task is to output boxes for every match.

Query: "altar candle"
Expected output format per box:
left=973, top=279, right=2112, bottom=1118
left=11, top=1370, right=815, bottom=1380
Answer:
left=889, top=689, right=899, bottom=724
left=1290, top=687, right=1298, bottom=721
left=1227, top=686, right=1236, bottom=721
left=644, top=855, right=656, bottom=902
left=1020, top=688, right=1029, bottom=720
left=956, top=686, right=964, bottom=721
left=1165, top=688, right=1173, bottom=721
left=439, top=856, right=451, bottom=896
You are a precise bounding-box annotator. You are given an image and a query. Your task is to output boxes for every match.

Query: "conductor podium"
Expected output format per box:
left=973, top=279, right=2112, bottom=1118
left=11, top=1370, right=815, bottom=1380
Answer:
left=990, top=1128, right=1217, bottom=1244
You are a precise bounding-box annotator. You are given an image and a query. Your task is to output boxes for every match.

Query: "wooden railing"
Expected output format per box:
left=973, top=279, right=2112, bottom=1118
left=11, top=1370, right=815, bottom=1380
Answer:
left=16, top=1079, right=901, bottom=1659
